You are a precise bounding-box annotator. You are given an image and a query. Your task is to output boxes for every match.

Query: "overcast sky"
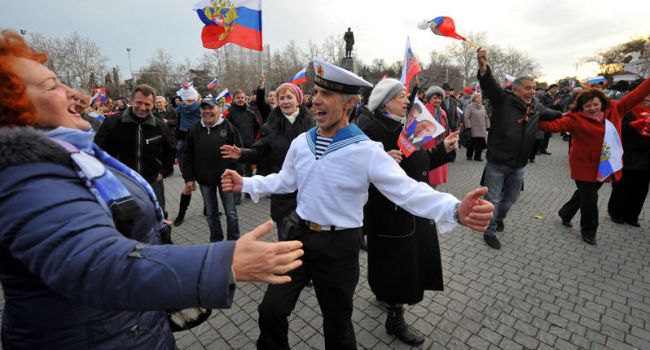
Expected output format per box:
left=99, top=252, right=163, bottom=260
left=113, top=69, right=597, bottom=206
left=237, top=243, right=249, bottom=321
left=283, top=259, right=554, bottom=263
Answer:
left=2, top=0, right=649, bottom=83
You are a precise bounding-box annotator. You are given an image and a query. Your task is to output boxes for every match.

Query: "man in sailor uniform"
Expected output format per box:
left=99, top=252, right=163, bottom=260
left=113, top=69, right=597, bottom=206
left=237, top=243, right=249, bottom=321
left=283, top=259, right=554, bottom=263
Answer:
left=221, top=59, right=495, bottom=350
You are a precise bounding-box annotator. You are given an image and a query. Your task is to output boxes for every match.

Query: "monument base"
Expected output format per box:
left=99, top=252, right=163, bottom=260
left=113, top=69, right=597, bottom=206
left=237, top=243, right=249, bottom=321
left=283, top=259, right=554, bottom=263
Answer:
left=341, top=57, right=356, bottom=74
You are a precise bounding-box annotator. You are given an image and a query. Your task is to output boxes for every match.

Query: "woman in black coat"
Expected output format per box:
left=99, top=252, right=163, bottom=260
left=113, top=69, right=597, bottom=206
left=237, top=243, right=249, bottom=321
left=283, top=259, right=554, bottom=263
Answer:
left=221, top=83, right=314, bottom=229
left=362, top=78, right=459, bottom=346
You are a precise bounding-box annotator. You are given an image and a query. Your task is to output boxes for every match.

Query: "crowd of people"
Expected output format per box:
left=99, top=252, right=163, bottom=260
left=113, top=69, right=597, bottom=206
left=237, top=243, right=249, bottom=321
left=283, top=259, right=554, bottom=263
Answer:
left=1, top=28, right=649, bottom=349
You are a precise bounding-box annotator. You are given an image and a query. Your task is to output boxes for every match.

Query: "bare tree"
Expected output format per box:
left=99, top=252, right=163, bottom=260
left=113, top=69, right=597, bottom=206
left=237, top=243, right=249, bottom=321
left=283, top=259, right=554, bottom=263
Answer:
left=583, top=36, right=650, bottom=80
left=137, top=49, right=180, bottom=97
left=28, top=32, right=108, bottom=90
left=445, top=32, right=487, bottom=87
left=489, top=46, right=541, bottom=81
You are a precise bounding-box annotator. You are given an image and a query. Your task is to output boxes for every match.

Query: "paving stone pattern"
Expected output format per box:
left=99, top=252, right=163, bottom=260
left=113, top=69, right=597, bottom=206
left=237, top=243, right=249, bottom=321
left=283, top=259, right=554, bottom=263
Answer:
left=1, top=137, right=648, bottom=349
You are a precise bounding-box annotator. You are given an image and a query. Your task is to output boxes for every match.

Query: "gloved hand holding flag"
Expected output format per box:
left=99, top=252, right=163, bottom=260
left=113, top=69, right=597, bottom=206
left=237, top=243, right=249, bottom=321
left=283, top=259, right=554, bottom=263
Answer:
left=418, top=16, right=478, bottom=49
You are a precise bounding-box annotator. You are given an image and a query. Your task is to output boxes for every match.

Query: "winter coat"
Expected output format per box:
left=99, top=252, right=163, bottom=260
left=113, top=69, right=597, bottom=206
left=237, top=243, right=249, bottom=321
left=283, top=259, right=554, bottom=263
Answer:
left=94, top=108, right=175, bottom=183
left=182, top=118, right=241, bottom=187
left=478, top=65, right=562, bottom=168
left=153, top=107, right=179, bottom=133
left=361, top=111, right=452, bottom=304
left=176, top=102, right=201, bottom=133
left=442, top=95, right=460, bottom=130
left=227, top=104, right=260, bottom=148
left=538, top=77, right=650, bottom=182
left=0, top=127, right=236, bottom=350
left=464, top=102, right=490, bottom=138
left=239, top=106, right=314, bottom=222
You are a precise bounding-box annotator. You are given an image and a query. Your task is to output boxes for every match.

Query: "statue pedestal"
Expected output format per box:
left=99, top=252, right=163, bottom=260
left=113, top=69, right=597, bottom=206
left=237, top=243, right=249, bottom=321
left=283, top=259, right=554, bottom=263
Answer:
left=341, top=57, right=356, bottom=74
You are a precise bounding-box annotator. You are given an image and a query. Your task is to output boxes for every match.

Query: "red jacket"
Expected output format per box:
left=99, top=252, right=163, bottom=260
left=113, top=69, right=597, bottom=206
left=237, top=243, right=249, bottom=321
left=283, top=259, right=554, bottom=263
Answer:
left=538, top=77, right=650, bottom=182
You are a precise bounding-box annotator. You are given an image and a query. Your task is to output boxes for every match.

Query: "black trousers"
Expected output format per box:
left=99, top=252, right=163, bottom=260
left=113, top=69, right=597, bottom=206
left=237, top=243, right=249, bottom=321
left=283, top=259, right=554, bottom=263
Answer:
left=466, top=137, right=486, bottom=160
left=559, top=181, right=603, bottom=238
left=608, top=169, right=650, bottom=223
left=540, top=132, right=552, bottom=151
left=257, top=227, right=362, bottom=350
left=529, top=139, right=542, bottom=161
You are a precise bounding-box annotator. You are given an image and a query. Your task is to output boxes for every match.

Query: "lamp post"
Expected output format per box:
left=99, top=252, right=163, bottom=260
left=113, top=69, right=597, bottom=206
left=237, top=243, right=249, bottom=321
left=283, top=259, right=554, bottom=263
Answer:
left=126, top=48, right=135, bottom=83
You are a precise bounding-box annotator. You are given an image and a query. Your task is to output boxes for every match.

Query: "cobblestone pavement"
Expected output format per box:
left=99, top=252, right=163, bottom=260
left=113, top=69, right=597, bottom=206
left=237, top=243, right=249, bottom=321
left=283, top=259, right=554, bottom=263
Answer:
left=1, top=137, right=649, bottom=349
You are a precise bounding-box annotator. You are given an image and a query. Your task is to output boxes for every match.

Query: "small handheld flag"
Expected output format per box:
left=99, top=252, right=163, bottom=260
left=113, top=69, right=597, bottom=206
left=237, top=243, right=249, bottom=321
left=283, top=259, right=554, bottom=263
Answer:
left=397, top=98, right=445, bottom=157
left=400, top=37, right=422, bottom=93
left=207, top=78, right=220, bottom=89
left=91, top=87, right=108, bottom=105
left=215, top=88, right=232, bottom=104
left=289, top=68, right=308, bottom=85
left=418, top=16, right=478, bottom=49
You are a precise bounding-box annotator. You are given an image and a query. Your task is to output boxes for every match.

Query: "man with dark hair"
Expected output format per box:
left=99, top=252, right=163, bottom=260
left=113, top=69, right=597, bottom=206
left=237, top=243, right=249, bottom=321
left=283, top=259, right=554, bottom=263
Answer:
left=95, top=84, right=176, bottom=216
left=182, top=98, right=241, bottom=242
left=227, top=88, right=260, bottom=204
left=476, top=49, right=562, bottom=249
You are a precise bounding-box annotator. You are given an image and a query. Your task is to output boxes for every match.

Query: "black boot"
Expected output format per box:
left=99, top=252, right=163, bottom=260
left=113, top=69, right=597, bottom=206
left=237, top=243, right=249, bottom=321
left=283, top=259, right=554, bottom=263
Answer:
left=385, top=306, right=425, bottom=346
left=173, top=193, right=191, bottom=226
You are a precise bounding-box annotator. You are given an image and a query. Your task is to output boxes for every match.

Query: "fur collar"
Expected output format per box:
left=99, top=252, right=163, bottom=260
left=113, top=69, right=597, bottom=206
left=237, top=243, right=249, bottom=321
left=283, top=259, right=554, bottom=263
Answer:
left=0, top=127, right=71, bottom=172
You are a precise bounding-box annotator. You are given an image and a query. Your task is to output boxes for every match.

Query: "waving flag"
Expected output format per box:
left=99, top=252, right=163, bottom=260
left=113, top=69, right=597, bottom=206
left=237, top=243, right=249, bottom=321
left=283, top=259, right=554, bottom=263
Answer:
left=207, top=78, right=220, bottom=89
left=289, top=68, right=308, bottom=85
left=194, top=0, right=263, bottom=51
left=418, top=16, right=478, bottom=49
left=597, top=119, right=623, bottom=182
left=400, top=37, right=421, bottom=93
left=91, top=87, right=108, bottom=105
left=216, top=89, right=232, bottom=104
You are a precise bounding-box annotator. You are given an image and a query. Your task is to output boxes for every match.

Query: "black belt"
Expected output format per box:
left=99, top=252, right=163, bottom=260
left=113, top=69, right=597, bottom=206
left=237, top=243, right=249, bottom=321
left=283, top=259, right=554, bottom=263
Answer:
left=299, top=219, right=349, bottom=232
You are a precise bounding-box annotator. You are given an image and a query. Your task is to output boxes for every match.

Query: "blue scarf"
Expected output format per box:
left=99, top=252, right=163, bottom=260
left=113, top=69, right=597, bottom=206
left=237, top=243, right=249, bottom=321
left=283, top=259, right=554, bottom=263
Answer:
left=306, top=124, right=369, bottom=157
left=46, top=127, right=164, bottom=229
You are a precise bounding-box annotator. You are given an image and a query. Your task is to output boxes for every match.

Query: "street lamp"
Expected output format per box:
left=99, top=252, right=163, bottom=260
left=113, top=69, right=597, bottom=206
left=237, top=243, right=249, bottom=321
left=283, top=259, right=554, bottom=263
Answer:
left=126, top=48, right=135, bottom=83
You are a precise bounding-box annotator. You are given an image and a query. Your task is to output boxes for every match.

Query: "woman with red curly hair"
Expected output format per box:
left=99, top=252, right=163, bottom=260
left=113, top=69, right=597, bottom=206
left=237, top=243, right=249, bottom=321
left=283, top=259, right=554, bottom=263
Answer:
left=538, top=79, right=650, bottom=245
left=0, top=30, right=304, bottom=349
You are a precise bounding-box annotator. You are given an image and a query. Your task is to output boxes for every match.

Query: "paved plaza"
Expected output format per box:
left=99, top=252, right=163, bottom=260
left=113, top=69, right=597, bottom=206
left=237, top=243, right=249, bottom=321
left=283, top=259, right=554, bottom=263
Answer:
left=1, top=137, right=649, bottom=349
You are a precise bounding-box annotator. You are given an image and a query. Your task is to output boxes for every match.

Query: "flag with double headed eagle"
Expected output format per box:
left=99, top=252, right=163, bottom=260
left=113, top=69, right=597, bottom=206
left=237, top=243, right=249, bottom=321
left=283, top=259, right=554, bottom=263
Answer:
left=596, top=119, right=623, bottom=182
left=194, top=0, right=263, bottom=51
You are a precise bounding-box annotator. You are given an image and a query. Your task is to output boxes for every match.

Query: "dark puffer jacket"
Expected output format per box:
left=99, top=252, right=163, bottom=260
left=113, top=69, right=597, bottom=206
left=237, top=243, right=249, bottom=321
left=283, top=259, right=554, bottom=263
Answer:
left=227, top=104, right=260, bottom=148
left=0, top=128, right=236, bottom=350
left=478, top=66, right=562, bottom=168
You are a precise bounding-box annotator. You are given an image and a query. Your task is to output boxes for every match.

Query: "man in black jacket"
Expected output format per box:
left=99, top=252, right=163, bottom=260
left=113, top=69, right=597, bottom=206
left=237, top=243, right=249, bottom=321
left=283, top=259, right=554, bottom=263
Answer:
left=182, top=98, right=241, bottom=242
left=228, top=89, right=261, bottom=203
left=95, top=84, right=175, bottom=215
left=477, top=49, right=562, bottom=249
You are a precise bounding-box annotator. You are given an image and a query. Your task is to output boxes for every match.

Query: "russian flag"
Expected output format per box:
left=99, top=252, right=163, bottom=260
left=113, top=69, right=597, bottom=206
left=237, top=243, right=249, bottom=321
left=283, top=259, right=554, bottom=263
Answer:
left=289, top=68, right=307, bottom=85
left=194, top=0, right=263, bottom=51
left=216, top=89, right=232, bottom=104
left=399, top=37, right=421, bottom=92
left=597, top=119, right=624, bottom=182
left=91, top=87, right=108, bottom=105
left=207, top=78, right=220, bottom=89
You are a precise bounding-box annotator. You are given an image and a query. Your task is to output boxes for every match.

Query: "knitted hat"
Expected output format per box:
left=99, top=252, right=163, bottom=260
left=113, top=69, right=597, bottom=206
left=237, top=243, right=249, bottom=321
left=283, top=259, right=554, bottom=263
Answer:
left=464, top=86, right=473, bottom=94
left=367, top=78, right=405, bottom=112
left=425, top=86, right=445, bottom=102
left=177, top=82, right=199, bottom=102
left=276, top=83, right=303, bottom=104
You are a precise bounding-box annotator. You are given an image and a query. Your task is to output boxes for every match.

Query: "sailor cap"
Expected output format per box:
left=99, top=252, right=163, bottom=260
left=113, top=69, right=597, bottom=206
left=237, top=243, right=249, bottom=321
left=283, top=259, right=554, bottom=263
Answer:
left=309, top=59, right=373, bottom=94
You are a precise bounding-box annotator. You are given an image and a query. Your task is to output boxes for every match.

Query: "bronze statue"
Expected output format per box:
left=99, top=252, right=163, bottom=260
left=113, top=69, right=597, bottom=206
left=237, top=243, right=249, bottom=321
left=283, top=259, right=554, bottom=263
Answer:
left=344, top=27, right=354, bottom=58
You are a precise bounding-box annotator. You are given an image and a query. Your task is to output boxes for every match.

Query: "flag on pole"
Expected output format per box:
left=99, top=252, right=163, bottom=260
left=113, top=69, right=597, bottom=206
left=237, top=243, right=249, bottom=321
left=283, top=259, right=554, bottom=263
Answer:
left=596, top=119, right=624, bottom=182
left=289, top=68, right=307, bottom=85
left=418, top=16, right=479, bottom=49
left=194, top=0, right=263, bottom=51
left=216, top=88, right=232, bottom=104
left=207, top=78, right=220, bottom=89
left=400, top=37, right=421, bottom=93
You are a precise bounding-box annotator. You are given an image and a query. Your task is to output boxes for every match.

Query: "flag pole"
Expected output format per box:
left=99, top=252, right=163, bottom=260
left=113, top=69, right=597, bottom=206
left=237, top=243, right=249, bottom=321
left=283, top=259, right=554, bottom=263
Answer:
left=463, top=38, right=479, bottom=50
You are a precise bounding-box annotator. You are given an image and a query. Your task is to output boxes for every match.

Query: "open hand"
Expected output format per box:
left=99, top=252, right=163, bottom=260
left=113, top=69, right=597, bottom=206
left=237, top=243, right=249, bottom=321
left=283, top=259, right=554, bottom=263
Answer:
left=232, top=220, right=304, bottom=284
left=220, top=145, right=242, bottom=159
left=458, top=187, right=494, bottom=232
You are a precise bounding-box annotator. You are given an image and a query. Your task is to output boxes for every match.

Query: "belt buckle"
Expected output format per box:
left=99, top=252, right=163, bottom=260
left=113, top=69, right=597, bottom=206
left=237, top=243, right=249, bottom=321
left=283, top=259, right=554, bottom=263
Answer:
left=308, top=222, right=322, bottom=232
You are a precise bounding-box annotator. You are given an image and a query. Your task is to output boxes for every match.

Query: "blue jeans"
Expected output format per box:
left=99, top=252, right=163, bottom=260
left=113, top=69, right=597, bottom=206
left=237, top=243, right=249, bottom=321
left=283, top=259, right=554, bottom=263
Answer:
left=199, top=183, right=240, bottom=242
left=482, top=161, right=525, bottom=236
